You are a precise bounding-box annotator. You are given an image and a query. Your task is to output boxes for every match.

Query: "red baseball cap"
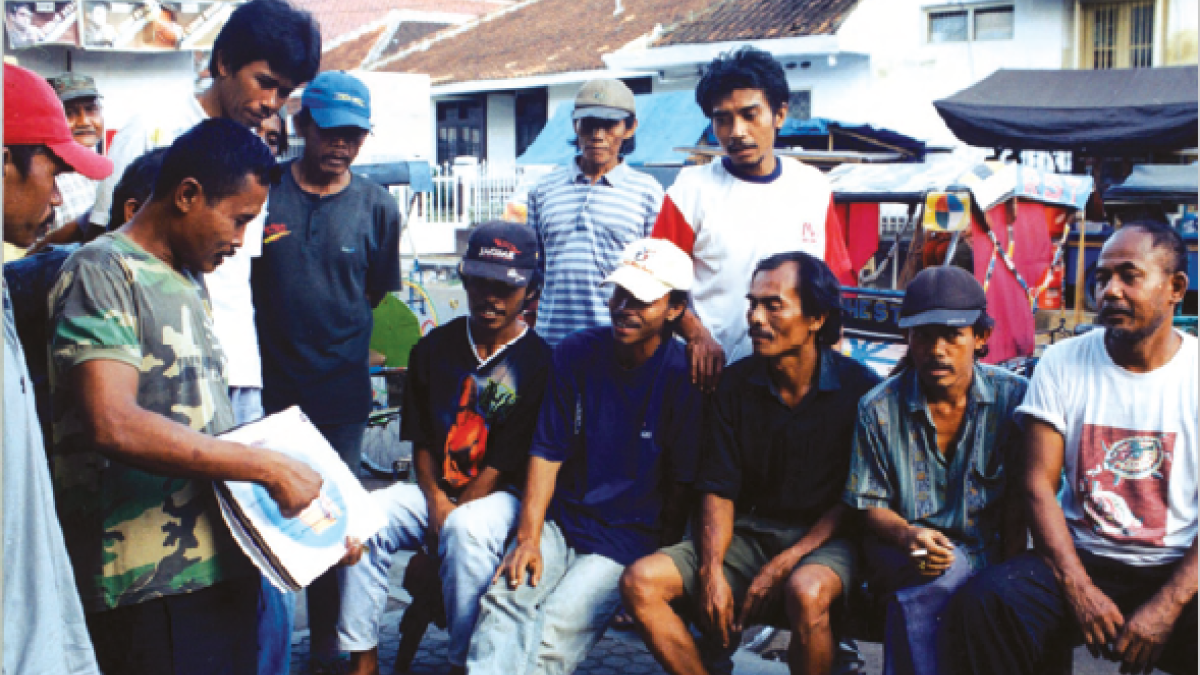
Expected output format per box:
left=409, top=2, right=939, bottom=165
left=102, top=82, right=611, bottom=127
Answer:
left=4, top=64, right=113, bottom=180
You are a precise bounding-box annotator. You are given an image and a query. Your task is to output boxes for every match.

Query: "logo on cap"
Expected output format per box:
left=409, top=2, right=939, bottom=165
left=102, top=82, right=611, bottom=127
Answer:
left=479, top=238, right=521, bottom=261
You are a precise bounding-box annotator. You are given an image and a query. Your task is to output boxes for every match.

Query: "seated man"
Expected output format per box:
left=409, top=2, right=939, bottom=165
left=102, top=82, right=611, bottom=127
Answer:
left=467, top=238, right=702, bottom=675
left=338, top=221, right=551, bottom=675
left=843, top=266, right=1028, bottom=675
left=622, top=251, right=881, bottom=675
left=943, top=221, right=1197, bottom=675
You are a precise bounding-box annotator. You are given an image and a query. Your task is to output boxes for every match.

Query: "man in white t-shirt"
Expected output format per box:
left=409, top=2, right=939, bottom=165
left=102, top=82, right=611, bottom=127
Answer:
left=943, top=222, right=1197, bottom=675
left=652, top=46, right=854, bottom=393
left=85, top=3, right=322, bottom=674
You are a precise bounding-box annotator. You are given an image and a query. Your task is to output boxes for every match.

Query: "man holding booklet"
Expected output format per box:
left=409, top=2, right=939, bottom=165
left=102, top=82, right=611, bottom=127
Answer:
left=47, top=119, right=329, bottom=675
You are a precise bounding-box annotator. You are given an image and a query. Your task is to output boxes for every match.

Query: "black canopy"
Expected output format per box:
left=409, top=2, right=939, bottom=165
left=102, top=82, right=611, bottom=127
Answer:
left=934, top=67, right=1198, bottom=155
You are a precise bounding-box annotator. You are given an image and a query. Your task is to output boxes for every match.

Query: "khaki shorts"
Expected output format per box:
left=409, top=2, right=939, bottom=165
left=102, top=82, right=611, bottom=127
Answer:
left=661, top=515, right=858, bottom=627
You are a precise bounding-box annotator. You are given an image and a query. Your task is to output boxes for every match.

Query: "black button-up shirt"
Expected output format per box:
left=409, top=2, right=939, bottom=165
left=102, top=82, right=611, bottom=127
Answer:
left=696, top=348, right=882, bottom=526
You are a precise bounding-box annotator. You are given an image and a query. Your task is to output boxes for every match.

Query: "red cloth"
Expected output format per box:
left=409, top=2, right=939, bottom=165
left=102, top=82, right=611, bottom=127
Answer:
left=844, top=203, right=880, bottom=278
left=971, top=201, right=1054, bottom=363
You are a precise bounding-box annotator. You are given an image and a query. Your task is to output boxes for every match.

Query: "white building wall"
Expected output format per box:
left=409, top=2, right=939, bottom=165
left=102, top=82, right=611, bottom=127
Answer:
left=485, top=92, right=517, bottom=166
left=546, top=82, right=578, bottom=119
left=1165, top=0, right=1199, bottom=64
left=9, top=48, right=196, bottom=133
left=836, top=0, right=1070, bottom=149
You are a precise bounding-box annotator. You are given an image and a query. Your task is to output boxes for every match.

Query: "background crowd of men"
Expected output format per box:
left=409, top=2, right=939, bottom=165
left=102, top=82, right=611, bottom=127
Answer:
left=1, top=2, right=1196, bottom=675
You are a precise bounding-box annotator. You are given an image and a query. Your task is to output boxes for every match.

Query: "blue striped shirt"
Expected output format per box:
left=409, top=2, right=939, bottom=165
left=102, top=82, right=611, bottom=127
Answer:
left=528, top=160, right=663, bottom=346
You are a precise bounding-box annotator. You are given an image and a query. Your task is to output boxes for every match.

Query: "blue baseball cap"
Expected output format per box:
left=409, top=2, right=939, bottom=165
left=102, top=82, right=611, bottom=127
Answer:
left=301, top=71, right=371, bottom=131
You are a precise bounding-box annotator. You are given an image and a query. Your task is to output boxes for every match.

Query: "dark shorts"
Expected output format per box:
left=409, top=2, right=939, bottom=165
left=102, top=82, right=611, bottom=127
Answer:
left=86, top=575, right=259, bottom=675
left=661, top=515, right=859, bottom=626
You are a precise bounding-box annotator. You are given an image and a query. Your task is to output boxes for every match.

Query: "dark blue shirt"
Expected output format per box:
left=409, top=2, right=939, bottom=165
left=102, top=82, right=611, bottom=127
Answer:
left=253, top=163, right=402, bottom=424
left=532, top=327, right=702, bottom=565
left=4, top=243, right=80, bottom=453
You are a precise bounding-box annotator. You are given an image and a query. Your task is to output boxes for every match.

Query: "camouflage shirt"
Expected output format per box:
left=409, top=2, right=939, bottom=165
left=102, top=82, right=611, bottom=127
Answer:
left=49, top=233, right=249, bottom=612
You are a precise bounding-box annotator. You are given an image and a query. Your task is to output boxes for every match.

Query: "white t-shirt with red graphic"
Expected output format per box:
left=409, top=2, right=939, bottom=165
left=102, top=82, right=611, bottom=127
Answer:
left=652, top=156, right=853, bottom=364
left=1017, top=328, right=1197, bottom=566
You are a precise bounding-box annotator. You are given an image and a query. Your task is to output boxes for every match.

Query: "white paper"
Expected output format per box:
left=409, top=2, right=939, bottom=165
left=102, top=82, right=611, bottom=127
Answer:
left=216, top=406, right=385, bottom=591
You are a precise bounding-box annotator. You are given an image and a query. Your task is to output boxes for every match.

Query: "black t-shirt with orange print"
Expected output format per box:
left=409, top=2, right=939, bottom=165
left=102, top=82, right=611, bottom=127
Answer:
left=401, top=316, right=551, bottom=494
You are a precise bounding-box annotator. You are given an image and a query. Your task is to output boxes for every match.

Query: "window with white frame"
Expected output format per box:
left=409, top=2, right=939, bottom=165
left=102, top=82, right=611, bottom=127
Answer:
left=927, top=4, right=1014, bottom=43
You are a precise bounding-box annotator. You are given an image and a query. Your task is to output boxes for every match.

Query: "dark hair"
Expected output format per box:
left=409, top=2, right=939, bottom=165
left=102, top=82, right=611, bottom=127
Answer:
left=109, top=147, right=167, bottom=228
left=567, top=114, right=637, bottom=157
left=695, top=46, right=789, bottom=118
left=1121, top=219, right=1189, bottom=277
left=5, top=145, right=48, bottom=178
left=152, top=118, right=279, bottom=204
left=752, top=251, right=843, bottom=346
left=208, top=0, right=321, bottom=86
left=8, top=3, right=32, bottom=14
left=272, top=111, right=289, bottom=156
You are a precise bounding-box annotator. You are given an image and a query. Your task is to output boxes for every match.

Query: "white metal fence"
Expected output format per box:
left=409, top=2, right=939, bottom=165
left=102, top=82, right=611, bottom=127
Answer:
left=407, top=162, right=528, bottom=229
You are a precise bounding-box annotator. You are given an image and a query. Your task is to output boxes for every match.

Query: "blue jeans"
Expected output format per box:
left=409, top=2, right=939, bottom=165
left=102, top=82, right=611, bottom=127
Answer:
left=467, top=520, right=625, bottom=675
left=229, top=386, right=264, bottom=426
left=337, top=485, right=519, bottom=667
left=257, top=578, right=295, bottom=675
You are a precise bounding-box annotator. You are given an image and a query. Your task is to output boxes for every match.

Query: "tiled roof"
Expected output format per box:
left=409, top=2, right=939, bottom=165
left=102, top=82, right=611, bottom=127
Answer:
left=375, top=21, right=452, bottom=62
left=376, top=0, right=714, bottom=83
left=292, top=0, right=509, bottom=42
left=654, top=0, right=858, bottom=46
left=322, top=25, right=388, bottom=71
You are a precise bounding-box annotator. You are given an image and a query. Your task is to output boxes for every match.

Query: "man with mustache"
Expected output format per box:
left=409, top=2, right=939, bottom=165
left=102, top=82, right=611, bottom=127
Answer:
left=943, top=221, right=1197, bottom=675
left=338, top=222, right=550, bottom=675
left=527, top=78, right=663, bottom=346
left=467, top=238, right=701, bottom=675
left=44, top=73, right=105, bottom=235
left=48, top=118, right=324, bottom=675
left=2, top=61, right=112, bottom=675
left=251, top=70, right=402, bottom=673
left=621, top=251, right=879, bottom=675
left=842, top=265, right=1028, bottom=675
left=652, top=47, right=854, bottom=394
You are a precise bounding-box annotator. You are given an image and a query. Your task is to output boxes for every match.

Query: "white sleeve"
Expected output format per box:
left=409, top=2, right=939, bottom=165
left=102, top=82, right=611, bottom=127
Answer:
left=1015, top=341, right=1069, bottom=435
left=90, top=118, right=155, bottom=228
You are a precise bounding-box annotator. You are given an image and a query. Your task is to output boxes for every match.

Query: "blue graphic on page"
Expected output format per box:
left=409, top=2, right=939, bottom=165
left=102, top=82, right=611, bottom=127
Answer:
left=232, top=480, right=349, bottom=549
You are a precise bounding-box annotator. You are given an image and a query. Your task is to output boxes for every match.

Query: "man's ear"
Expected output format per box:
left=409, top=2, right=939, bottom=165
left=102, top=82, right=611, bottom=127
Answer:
left=2, top=147, right=11, bottom=179
left=212, top=50, right=230, bottom=79
left=623, top=117, right=639, bottom=140
left=774, top=102, right=789, bottom=130
left=1170, top=270, right=1189, bottom=306
left=173, top=178, right=203, bottom=214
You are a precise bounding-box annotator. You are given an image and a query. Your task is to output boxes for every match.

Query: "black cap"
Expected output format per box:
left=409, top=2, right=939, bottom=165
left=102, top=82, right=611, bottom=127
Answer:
left=898, top=266, right=986, bottom=328
left=460, top=221, right=540, bottom=287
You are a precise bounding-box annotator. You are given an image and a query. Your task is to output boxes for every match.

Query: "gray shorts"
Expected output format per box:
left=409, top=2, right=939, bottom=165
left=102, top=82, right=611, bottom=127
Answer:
left=661, top=515, right=858, bottom=626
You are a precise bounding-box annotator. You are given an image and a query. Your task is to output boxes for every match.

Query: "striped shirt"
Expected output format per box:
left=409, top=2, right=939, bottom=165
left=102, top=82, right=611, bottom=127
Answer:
left=52, top=172, right=98, bottom=231
left=528, top=159, right=663, bottom=346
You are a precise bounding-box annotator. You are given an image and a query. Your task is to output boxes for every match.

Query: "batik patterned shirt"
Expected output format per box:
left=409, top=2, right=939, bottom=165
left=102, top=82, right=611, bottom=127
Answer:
left=844, top=364, right=1028, bottom=570
left=49, top=233, right=247, bottom=612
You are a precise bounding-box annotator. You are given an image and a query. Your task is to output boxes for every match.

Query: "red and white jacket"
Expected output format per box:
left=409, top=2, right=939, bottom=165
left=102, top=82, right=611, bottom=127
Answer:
left=652, top=156, right=853, bottom=363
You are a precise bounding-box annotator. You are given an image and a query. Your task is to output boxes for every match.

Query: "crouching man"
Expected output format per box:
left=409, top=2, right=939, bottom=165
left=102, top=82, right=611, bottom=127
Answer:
left=338, top=221, right=551, bottom=675
left=622, top=251, right=881, bottom=675
left=843, top=266, right=1028, bottom=675
left=467, top=238, right=702, bottom=675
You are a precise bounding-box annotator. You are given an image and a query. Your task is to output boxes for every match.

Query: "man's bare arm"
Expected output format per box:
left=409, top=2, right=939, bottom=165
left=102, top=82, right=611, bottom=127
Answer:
left=458, top=465, right=504, bottom=504
left=1113, top=540, right=1197, bottom=673
left=696, top=493, right=737, bottom=647
left=74, top=359, right=321, bottom=516
left=678, top=309, right=724, bottom=393
left=1024, top=418, right=1125, bottom=658
left=494, top=455, right=561, bottom=588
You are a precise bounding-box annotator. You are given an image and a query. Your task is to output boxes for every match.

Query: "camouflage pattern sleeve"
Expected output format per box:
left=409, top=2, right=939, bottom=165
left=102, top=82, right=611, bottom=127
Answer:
left=50, top=251, right=142, bottom=374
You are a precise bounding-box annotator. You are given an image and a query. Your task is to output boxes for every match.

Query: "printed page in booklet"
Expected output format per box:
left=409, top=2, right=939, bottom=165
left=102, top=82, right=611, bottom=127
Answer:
left=216, top=406, right=385, bottom=591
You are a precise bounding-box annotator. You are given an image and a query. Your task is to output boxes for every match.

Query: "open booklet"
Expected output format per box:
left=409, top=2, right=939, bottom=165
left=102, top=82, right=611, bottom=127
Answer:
left=215, top=406, right=386, bottom=592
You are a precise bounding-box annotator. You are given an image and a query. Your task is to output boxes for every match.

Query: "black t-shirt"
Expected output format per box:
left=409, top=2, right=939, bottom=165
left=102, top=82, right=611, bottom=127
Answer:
left=697, top=348, right=882, bottom=526
left=402, top=317, right=552, bottom=494
left=253, top=163, right=402, bottom=424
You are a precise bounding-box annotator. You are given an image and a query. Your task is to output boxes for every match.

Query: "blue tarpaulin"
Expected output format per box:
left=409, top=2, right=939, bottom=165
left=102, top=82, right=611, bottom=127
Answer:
left=703, top=117, right=925, bottom=159
left=518, top=90, right=710, bottom=167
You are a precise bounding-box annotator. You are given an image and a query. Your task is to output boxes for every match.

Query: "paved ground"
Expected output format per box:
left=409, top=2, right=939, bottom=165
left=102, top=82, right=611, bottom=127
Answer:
left=286, top=545, right=1121, bottom=675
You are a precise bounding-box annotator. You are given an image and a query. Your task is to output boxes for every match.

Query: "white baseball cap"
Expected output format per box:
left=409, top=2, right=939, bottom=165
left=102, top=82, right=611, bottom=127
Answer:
left=600, top=238, right=693, bottom=303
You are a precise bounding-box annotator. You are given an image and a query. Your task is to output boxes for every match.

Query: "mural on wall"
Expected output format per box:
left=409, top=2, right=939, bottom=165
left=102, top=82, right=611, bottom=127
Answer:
left=5, top=0, right=78, bottom=49
left=4, top=0, right=235, bottom=50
